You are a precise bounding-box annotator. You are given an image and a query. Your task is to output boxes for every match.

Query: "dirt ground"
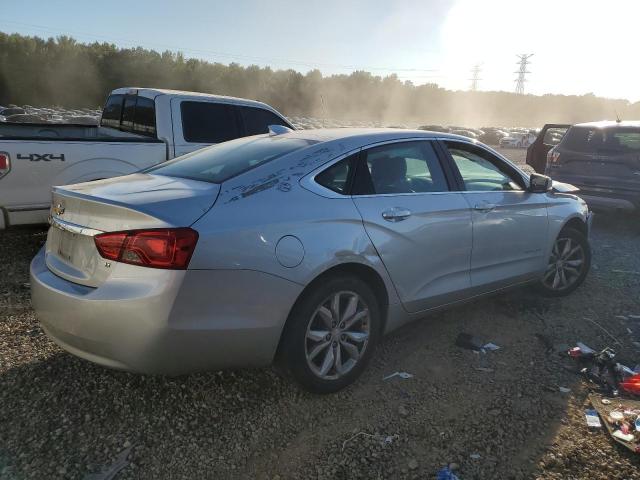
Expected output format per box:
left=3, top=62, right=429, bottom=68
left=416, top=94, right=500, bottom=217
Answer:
left=1, top=148, right=639, bottom=479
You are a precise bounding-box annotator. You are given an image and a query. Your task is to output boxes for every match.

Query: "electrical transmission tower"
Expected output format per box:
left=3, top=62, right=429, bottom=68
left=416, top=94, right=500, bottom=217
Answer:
left=514, top=54, right=533, bottom=94
left=469, top=64, right=482, bottom=91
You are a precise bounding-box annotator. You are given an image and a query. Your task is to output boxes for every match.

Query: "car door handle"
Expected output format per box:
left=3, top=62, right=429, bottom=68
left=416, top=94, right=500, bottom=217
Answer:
left=382, top=207, right=412, bottom=222
left=473, top=203, right=497, bottom=212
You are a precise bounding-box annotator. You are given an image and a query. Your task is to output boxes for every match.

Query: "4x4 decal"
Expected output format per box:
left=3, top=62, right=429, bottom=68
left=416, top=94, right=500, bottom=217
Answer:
left=17, top=153, right=65, bottom=162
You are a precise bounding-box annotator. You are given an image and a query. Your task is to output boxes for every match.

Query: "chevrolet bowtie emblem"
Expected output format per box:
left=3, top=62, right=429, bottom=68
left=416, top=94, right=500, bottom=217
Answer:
left=52, top=203, right=65, bottom=216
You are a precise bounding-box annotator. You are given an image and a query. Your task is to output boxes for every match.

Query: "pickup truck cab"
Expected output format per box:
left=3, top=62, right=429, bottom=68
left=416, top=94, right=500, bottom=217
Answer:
left=0, top=87, right=293, bottom=228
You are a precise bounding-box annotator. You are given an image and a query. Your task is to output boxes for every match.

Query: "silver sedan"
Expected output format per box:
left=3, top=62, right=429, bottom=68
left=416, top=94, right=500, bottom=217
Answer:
left=31, top=128, right=592, bottom=392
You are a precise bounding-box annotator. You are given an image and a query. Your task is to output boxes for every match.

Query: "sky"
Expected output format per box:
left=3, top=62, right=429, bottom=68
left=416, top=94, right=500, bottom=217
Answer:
left=2, top=0, right=639, bottom=101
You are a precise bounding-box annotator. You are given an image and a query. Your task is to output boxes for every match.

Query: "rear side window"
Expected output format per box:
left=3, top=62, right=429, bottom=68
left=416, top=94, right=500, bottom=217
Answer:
left=147, top=136, right=316, bottom=183
left=354, top=141, right=449, bottom=195
left=100, top=94, right=124, bottom=129
left=315, top=155, right=356, bottom=194
left=542, top=127, right=568, bottom=146
left=181, top=102, right=239, bottom=143
left=240, top=106, right=290, bottom=135
left=100, top=94, right=157, bottom=137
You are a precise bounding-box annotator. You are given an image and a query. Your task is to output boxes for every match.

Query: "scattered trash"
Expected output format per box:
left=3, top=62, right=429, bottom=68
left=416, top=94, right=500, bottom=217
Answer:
left=470, top=453, right=481, bottom=459
left=455, top=333, right=484, bottom=351
left=381, top=434, right=399, bottom=446
left=383, top=371, right=414, bottom=381
left=436, top=463, right=461, bottom=480
left=585, top=409, right=602, bottom=428
left=613, top=430, right=635, bottom=442
left=482, top=342, right=500, bottom=351
left=589, top=394, right=640, bottom=453
left=83, top=446, right=132, bottom=480
left=559, top=387, right=571, bottom=393
left=566, top=343, right=639, bottom=396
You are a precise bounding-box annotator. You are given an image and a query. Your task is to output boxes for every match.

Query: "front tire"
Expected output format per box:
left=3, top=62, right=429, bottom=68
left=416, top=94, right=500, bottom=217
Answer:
left=280, top=276, right=381, bottom=393
left=536, top=227, right=591, bottom=297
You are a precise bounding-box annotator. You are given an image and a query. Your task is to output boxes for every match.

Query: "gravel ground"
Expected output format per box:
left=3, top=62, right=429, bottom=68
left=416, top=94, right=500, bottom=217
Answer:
left=1, top=149, right=639, bottom=479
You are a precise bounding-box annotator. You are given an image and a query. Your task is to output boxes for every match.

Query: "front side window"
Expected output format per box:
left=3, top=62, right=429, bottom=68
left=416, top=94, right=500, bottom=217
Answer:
left=354, top=141, right=448, bottom=195
left=240, top=106, right=290, bottom=136
left=445, top=142, right=523, bottom=192
left=147, top=136, right=316, bottom=183
left=181, top=101, right=240, bottom=143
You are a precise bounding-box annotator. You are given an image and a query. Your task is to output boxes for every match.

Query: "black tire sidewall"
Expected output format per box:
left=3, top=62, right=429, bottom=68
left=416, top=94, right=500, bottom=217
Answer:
left=282, top=276, right=381, bottom=394
left=537, top=227, right=591, bottom=297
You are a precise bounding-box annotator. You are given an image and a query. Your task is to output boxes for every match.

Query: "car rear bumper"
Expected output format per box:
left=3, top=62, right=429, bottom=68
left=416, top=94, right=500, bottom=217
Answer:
left=30, top=247, right=303, bottom=375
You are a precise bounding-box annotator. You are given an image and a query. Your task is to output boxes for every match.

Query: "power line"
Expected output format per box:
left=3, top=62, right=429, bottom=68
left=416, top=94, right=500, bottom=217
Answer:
left=469, top=64, right=482, bottom=91
left=514, top=54, right=533, bottom=94
left=0, top=19, right=439, bottom=74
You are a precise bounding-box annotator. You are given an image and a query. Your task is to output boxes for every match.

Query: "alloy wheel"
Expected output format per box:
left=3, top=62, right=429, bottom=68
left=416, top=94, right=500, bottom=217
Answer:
left=304, top=291, right=370, bottom=380
left=542, top=236, right=586, bottom=291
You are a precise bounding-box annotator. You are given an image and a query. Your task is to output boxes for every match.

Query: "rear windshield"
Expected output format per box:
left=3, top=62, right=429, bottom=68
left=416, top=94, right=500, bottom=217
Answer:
left=561, top=126, right=640, bottom=153
left=147, top=135, right=316, bottom=183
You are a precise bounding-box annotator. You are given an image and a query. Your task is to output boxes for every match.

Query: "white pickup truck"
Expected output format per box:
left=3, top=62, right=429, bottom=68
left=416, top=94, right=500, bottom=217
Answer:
left=0, top=87, right=293, bottom=228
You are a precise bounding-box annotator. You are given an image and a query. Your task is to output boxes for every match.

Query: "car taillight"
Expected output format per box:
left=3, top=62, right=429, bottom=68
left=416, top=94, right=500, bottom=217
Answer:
left=0, top=152, right=10, bottom=178
left=94, top=228, right=199, bottom=270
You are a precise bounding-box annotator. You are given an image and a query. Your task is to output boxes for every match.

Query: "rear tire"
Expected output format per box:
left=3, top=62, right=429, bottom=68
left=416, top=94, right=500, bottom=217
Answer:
left=536, top=227, right=591, bottom=297
left=279, top=275, right=381, bottom=394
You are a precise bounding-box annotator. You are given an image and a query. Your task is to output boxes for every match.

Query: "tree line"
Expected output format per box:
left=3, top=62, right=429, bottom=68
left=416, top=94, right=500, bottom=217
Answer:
left=1, top=32, right=638, bottom=127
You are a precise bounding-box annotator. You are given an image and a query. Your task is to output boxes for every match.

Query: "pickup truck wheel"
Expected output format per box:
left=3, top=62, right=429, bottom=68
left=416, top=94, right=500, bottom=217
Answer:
left=280, top=276, right=381, bottom=393
left=536, top=228, right=590, bottom=297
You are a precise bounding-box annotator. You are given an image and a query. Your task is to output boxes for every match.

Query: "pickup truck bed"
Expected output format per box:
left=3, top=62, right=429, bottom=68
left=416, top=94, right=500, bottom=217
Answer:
left=0, top=87, right=293, bottom=228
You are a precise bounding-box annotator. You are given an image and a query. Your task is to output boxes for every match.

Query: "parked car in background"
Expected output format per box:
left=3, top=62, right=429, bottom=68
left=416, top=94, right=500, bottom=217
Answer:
left=526, top=123, right=571, bottom=173
left=31, top=128, right=591, bottom=393
left=0, top=87, right=292, bottom=228
left=545, top=121, right=640, bottom=212
left=500, top=131, right=536, bottom=148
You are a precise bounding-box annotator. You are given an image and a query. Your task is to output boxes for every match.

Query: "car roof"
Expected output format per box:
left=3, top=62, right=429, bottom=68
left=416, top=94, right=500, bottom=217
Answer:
left=573, top=120, right=640, bottom=129
left=272, top=127, right=472, bottom=145
left=110, top=87, right=279, bottom=111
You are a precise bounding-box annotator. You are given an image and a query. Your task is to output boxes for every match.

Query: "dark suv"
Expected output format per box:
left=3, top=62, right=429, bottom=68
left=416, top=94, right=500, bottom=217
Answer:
left=545, top=121, right=640, bottom=212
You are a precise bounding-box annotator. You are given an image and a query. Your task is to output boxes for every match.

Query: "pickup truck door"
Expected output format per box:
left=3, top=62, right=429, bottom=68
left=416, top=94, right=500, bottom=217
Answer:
left=526, top=124, right=570, bottom=173
left=170, top=99, right=243, bottom=157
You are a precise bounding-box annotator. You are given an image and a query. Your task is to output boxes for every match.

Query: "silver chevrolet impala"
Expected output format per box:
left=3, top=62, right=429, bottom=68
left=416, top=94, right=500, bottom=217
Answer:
left=31, top=128, right=592, bottom=393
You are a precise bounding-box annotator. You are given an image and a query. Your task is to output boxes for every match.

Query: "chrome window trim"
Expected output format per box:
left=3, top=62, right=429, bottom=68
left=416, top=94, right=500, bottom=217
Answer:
left=49, top=216, right=104, bottom=237
left=301, top=138, right=454, bottom=199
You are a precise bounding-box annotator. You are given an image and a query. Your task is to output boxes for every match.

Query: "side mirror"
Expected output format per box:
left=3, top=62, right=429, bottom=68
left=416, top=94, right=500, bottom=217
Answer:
left=529, top=173, right=552, bottom=193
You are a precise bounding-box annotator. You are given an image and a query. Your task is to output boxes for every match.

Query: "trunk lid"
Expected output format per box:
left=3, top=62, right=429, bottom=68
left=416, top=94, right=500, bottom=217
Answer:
left=46, top=173, right=219, bottom=287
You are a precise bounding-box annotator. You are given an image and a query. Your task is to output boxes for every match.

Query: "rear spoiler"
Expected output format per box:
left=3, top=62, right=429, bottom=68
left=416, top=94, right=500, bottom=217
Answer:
left=552, top=180, right=580, bottom=194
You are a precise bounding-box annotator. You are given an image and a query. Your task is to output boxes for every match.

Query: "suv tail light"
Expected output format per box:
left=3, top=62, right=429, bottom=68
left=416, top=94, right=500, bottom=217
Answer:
left=94, top=228, right=199, bottom=269
left=0, top=152, right=11, bottom=179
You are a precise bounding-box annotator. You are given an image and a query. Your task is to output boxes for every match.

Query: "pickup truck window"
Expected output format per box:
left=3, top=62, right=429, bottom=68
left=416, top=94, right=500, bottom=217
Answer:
left=240, top=106, right=290, bottom=135
left=181, top=101, right=240, bottom=143
left=101, top=94, right=124, bottom=129
left=100, top=94, right=157, bottom=138
left=147, top=136, right=316, bottom=183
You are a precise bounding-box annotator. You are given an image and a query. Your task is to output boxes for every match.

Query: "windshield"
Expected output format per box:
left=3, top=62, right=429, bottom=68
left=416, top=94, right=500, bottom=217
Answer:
left=147, top=135, right=316, bottom=183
